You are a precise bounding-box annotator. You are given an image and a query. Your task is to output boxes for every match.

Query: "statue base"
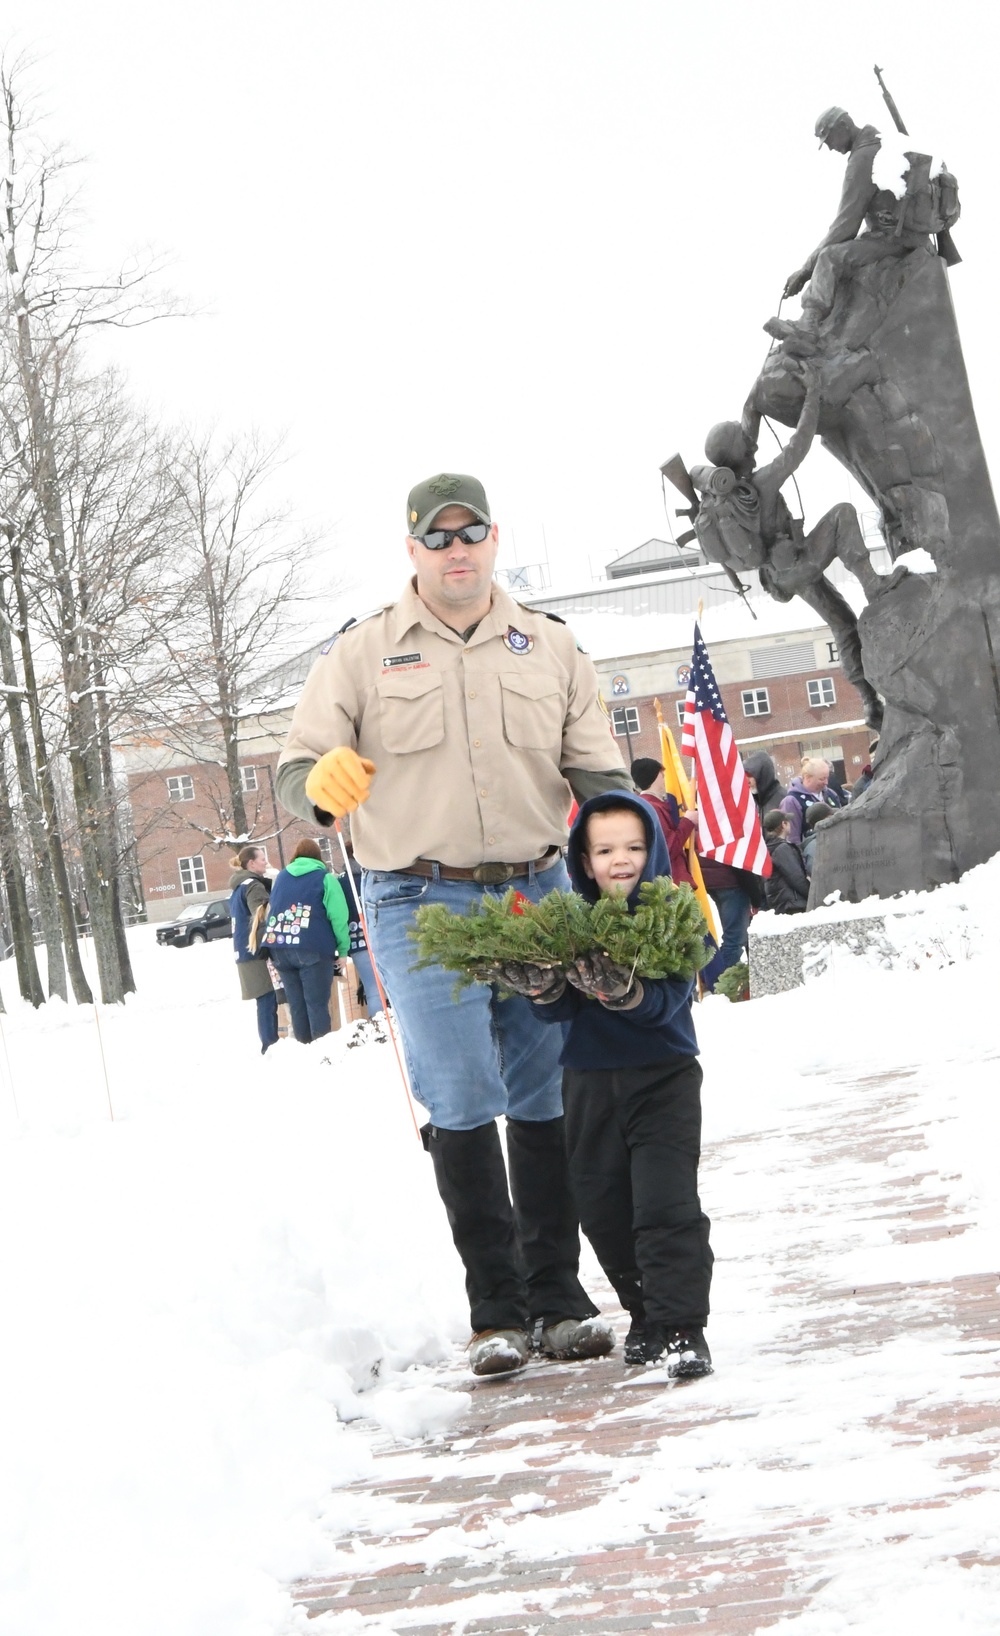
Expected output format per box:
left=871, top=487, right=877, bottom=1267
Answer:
left=809, top=567, right=1000, bottom=901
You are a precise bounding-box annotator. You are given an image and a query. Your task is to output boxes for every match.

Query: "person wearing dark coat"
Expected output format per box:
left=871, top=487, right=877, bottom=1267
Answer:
left=743, top=751, right=786, bottom=817
left=762, top=811, right=810, bottom=913
left=629, top=757, right=697, bottom=889
left=229, top=845, right=279, bottom=1053
left=493, top=791, right=714, bottom=1381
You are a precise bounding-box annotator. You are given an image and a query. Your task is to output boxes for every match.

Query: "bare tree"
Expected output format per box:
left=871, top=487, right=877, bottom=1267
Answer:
left=135, top=427, right=322, bottom=845
left=0, top=55, right=174, bottom=1003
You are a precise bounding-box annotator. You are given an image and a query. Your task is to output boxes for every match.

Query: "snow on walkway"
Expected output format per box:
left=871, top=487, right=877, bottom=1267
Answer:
left=293, top=1056, right=1000, bottom=1634
left=0, top=869, right=998, bottom=1635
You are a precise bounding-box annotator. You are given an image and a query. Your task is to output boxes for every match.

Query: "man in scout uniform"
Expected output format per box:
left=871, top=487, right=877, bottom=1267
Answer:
left=277, top=472, right=632, bottom=1376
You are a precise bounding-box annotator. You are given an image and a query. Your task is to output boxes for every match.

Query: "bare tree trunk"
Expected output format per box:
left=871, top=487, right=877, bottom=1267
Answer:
left=8, top=540, right=93, bottom=1004
left=93, top=650, right=135, bottom=994
left=0, top=575, right=68, bottom=999
left=0, top=751, right=44, bottom=1006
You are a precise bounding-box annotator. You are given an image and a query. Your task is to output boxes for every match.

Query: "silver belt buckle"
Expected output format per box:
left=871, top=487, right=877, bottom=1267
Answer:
left=472, top=862, right=514, bottom=885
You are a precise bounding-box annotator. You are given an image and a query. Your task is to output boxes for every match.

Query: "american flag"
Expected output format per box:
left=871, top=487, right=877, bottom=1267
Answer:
left=681, top=624, right=771, bottom=875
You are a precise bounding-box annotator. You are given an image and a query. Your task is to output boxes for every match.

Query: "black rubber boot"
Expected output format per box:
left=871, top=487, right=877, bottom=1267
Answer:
left=505, top=1116, right=599, bottom=1328
left=424, top=1122, right=530, bottom=1334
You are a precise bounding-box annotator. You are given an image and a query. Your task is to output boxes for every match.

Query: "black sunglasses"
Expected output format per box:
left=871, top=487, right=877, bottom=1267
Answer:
left=418, top=521, right=491, bottom=551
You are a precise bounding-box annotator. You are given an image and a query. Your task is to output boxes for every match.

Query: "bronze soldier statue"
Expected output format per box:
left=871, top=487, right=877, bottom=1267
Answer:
left=766, top=107, right=954, bottom=354
left=693, top=362, right=902, bottom=731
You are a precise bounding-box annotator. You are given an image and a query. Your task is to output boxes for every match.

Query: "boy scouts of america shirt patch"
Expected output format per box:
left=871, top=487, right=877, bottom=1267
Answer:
left=503, top=627, right=533, bottom=654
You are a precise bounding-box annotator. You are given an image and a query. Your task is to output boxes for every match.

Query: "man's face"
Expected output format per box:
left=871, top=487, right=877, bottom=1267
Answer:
left=581, top=809, right=649, bottom=896
left=802, top=762, right=829, bottom=793
left=822, top=120, right=853, bottom=154
left=406, top=504, right=499, bottom=614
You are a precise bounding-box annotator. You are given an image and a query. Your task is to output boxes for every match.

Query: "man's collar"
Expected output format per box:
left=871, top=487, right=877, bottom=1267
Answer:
left=392, top=578, right=521, bottom=646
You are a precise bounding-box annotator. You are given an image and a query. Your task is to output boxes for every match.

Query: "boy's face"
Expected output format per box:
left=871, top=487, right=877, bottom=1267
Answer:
left=581, top=809, right=649, bottom=895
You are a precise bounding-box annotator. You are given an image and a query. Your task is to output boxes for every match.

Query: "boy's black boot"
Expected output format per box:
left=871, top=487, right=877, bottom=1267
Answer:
left=424, top=1122, right=530, bottom=1337
left=623, top=1316, right=648, bottom=1366
left=644, top=1324, right=713, bottom=1379
left=505, top=1115, right=599, bottom=1328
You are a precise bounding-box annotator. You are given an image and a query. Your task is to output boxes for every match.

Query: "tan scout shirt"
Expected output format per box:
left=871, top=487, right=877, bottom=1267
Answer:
left=277, top=580, right=627, bottom=871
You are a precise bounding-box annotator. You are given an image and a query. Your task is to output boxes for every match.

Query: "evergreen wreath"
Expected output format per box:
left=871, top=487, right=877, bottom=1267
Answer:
left=411, top=878, right=709, bottom=990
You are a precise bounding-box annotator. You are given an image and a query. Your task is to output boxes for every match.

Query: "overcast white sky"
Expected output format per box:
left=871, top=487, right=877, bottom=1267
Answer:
left=9, top=0, right=1000, bottom=627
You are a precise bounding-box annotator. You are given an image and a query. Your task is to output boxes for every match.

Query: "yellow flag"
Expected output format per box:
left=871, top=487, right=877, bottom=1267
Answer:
left=654, top=699, right=720, bottom=943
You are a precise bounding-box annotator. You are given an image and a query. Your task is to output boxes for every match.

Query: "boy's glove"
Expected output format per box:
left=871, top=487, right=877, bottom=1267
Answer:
left=567, top=952, right=642, bottom=1008
left=305, top=747, right=376, bottom=816
left=476, top=961, right=566, bottom=1001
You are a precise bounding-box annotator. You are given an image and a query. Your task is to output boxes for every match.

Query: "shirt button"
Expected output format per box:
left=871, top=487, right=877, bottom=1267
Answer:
left=488, top=836, right=495, bottom=845
left=473, top=739, right=481, bottom=747
left=480, top=788, right=488, bottom=797
left=468, top=690, right=477, bottom=699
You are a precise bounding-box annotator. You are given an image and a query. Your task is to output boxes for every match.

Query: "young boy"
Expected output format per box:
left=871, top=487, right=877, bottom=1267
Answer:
left=497, top=792, right=713, bottom=1378
left=762, top=808, right=810, bottom=913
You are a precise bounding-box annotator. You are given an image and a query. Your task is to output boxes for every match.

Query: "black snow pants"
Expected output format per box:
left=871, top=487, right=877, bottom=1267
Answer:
left=562, top=1057, right=713, bottom=1328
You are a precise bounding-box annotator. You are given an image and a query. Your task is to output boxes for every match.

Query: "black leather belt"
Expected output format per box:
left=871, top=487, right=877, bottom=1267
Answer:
left=398, top=846, right=562, bottom=884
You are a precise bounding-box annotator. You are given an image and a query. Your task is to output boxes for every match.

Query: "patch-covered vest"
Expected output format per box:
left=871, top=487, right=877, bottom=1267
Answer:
left=262, top=867, right=337, bottom=957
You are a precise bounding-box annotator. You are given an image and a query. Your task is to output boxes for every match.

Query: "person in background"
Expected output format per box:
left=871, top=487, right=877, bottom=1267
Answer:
left=229, top=845, right=279, bottom=1053
left=851, top=738, right=880, bottom=799
left=779, top=756, right=835, bottom=844
left=335, top=829, right=384, bottom=1020
left=802, top=800, right=836, bottom=874
left=629, top=757, right=697, bottom=889
left=262, top=839, right=351, bottom=1044
left=762, top=810, right=810, bottom=913
left=743, top=751, right=786, bottom=817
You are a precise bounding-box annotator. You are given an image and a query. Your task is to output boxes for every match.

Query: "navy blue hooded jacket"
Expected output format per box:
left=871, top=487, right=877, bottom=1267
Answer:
left=531, top=790, right=699, bottom=1069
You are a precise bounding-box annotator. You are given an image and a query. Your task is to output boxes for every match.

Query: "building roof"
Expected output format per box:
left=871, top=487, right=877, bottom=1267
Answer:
left=605, top=538, right=704, bottom=578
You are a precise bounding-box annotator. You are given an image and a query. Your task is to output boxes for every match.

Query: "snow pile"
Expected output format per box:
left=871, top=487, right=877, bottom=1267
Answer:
left=0, top=933, right=465, bottom=1636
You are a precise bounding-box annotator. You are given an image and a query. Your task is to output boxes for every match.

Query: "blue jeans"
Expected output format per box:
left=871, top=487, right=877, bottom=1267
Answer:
left=271, top=950, right=336, bottom=1043
left=702, top=888, right=753, bottom=990
left=362, top=861, right=570, bottom=1130
left=351, top=945, right=383, bottom=1018
left=255, top=989, right=279, bottom=1053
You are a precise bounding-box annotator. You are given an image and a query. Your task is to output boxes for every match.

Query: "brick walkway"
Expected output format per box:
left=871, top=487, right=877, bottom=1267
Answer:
left=293, top=1069, right=1000, bottom=1632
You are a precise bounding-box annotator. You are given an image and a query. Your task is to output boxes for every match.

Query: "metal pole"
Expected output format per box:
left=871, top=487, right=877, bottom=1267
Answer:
left=331, top=820, right=422, bottom=1142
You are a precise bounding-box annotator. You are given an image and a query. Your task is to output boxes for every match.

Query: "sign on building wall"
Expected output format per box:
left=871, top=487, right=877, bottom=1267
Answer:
left=611, top=674, right=630, bottom=696
left=676, top=664, right=692, bottom=688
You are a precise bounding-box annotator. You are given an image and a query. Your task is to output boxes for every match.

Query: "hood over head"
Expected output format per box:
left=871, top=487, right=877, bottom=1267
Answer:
left=743, top=750, right=780, bottom=797
left=566, top=789, right=672, bottom=907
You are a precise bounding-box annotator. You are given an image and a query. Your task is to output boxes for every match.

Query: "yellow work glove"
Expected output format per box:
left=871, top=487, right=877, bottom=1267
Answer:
left=304, top=747, right=376, bottom=817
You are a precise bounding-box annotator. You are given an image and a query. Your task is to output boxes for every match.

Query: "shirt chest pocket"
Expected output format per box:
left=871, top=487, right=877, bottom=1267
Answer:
left=376, top=671, right=445, bottom=754
left=499, top=672, right=564, bottom=751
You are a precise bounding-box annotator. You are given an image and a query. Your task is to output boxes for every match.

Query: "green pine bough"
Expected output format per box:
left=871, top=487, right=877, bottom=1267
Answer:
left=411, top=879, right=710, bottom=990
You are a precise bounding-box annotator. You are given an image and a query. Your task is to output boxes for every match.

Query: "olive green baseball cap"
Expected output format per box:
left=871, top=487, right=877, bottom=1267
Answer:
left=406, top=472, right=491, bottom=537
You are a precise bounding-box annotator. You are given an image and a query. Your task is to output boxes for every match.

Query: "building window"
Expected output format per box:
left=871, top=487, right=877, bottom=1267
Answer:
left=240, top=766, right=259, bottom=792
left=611, top=706, right=640, bottom=737
left=178, top=855, right=207, bottom=896
left=741, top=688, right=770, bottom=717
left=826, top=640, right=840, bottom=665
left=676, top=700, right=687, bottom=727
left=808, top=677, right=837, bottom=708
left=166, top=775, right=194, bottom=802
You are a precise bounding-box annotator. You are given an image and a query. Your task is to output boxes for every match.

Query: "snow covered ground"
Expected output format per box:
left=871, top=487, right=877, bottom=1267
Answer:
left=0, top=860, right=998, bottom=1635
